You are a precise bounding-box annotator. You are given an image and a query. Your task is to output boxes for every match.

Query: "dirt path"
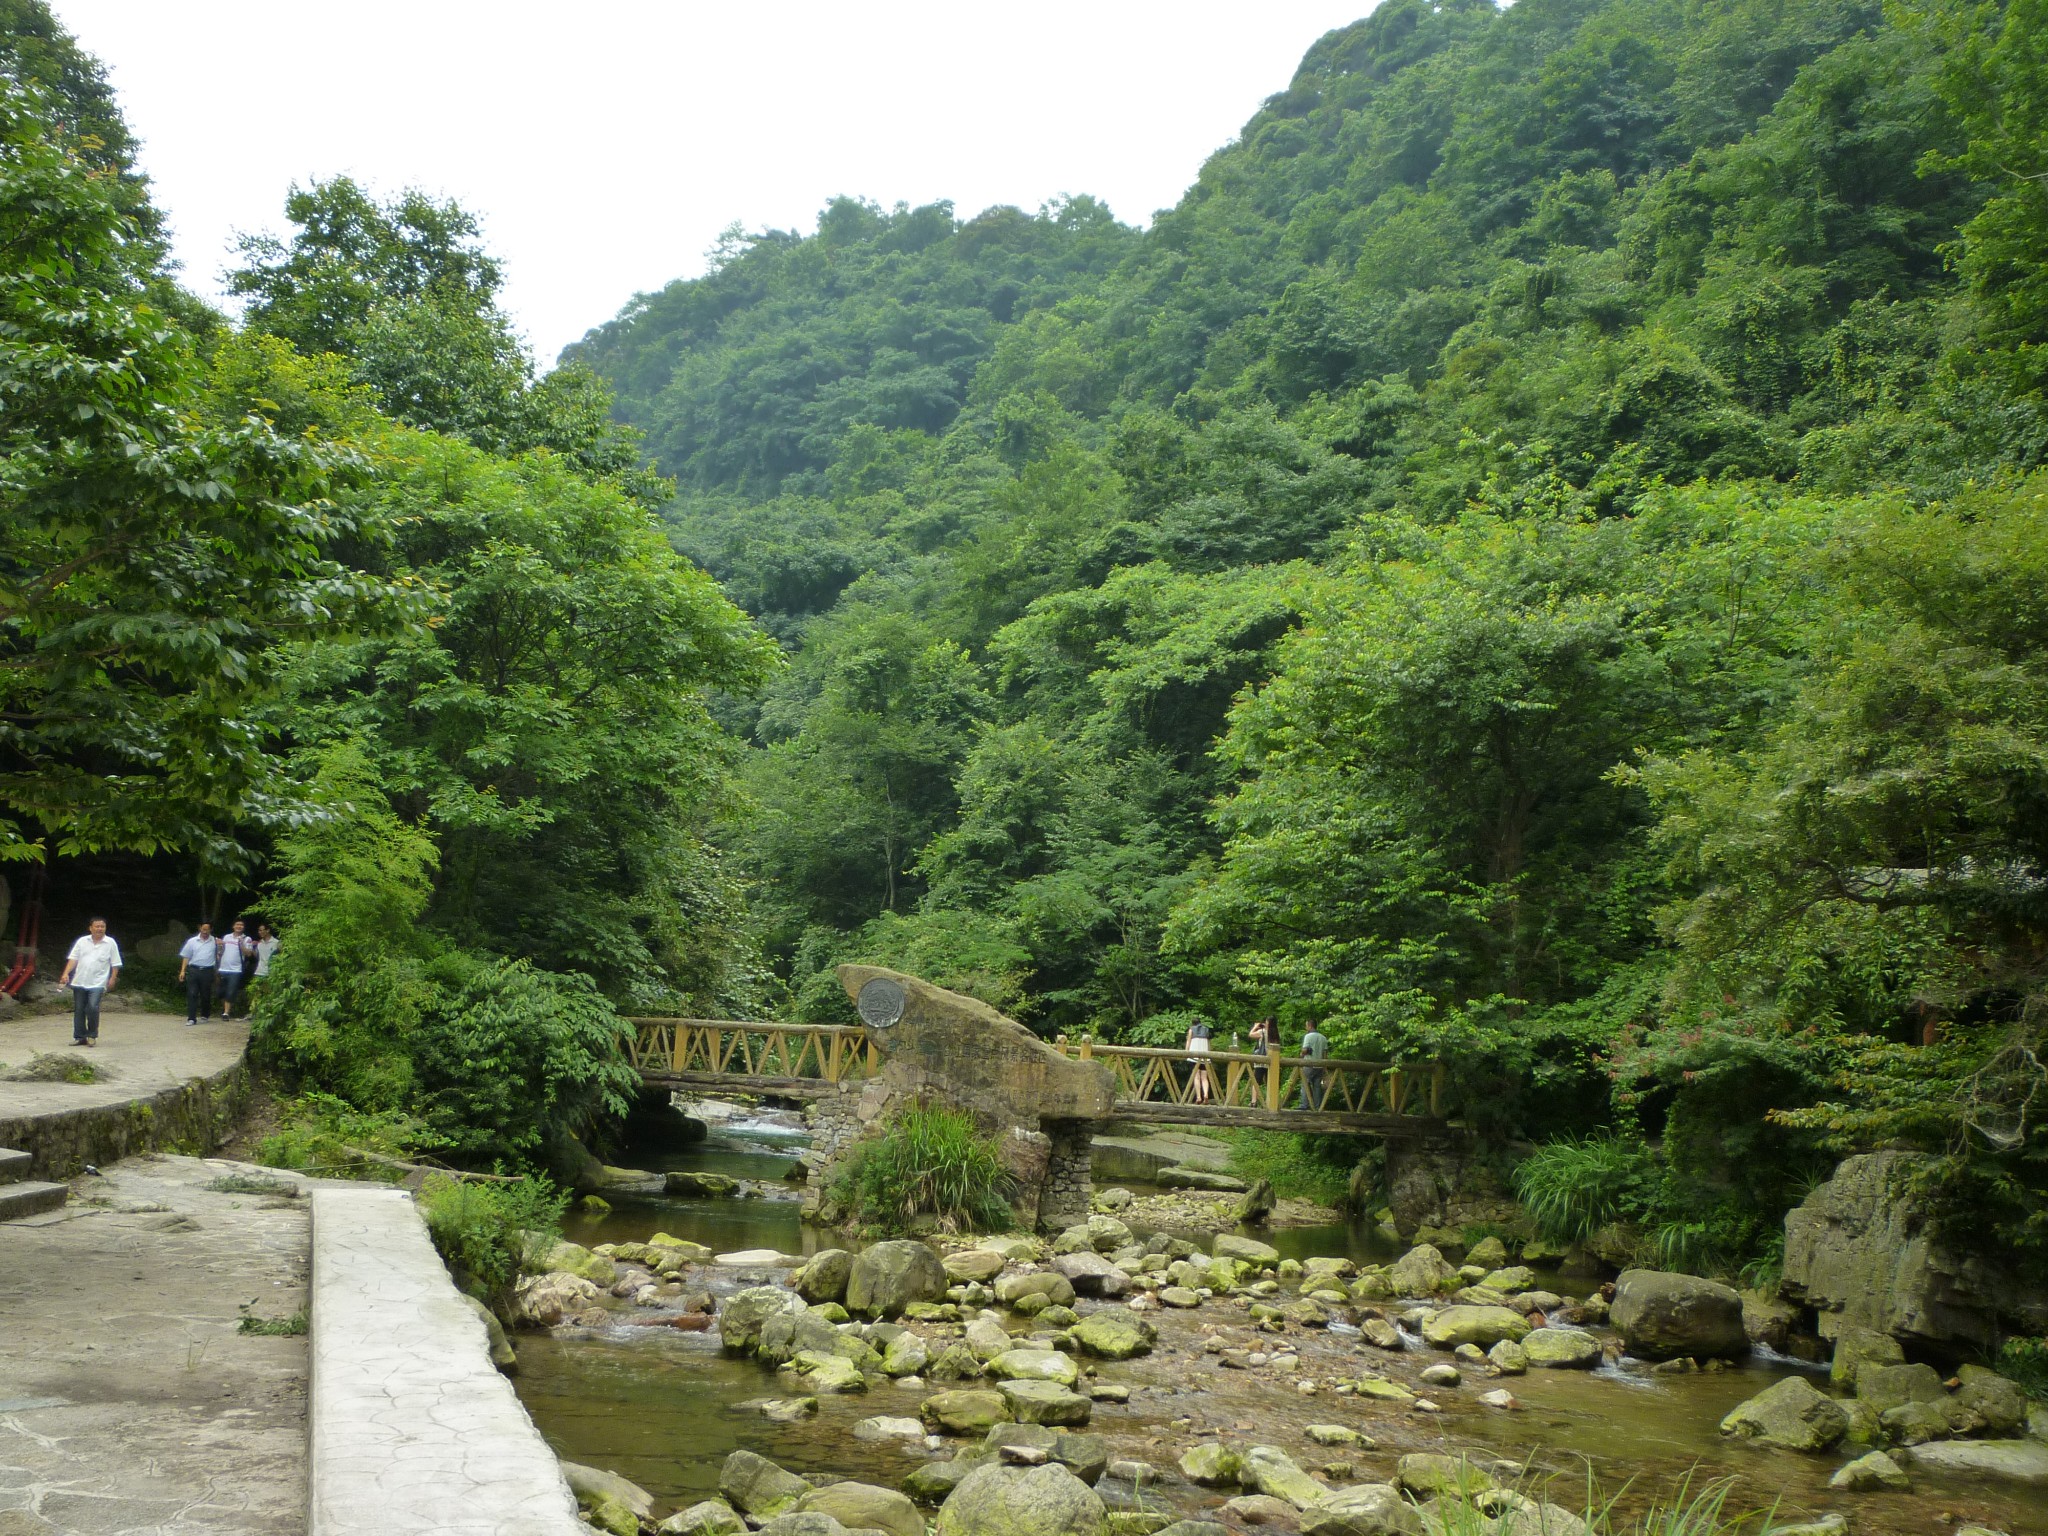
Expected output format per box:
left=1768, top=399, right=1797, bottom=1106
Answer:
left=0, top=1155, right=314, bottom=1536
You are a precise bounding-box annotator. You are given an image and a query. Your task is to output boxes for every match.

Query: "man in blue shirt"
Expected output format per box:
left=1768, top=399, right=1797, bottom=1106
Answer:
left=177, top=923, right=221, bottom=1026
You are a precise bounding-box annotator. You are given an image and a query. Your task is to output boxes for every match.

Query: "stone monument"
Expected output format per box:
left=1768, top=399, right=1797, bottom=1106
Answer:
left=805, top=965, right=1116, bottom=1229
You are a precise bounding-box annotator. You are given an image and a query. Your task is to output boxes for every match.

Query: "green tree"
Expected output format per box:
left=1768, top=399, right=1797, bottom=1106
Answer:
left=0, top=85, right=402, bottom=869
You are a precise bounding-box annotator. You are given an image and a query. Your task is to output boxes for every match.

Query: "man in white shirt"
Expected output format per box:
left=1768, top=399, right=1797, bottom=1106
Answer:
left=252, top=923, right=280, bottom=992
left=216, top=918, right=255, bottom=1019
left=58, top=918, right=121, bottom=1047
left=177, top=923, right=221, bottom=1026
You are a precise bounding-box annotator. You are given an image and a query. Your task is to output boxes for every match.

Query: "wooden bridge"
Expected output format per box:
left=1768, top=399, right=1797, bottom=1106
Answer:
left=628, top=1019, right=1444, bottom=1135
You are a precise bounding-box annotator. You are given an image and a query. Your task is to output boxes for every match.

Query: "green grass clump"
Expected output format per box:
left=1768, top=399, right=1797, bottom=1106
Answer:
left=237, top=1309, right=308, bottom=1336
left=1512, top=1134, right=1659, bottom=1243
left=418, top=1173, right=566, bottom=1299
left=831, top=1104, right=1015, bottom=1235
left=0, top=1052, right=97, bottom=1084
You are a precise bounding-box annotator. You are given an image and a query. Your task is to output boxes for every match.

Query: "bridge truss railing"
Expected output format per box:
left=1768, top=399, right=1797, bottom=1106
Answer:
left=627, top=1019, right=879, bottom=1084
left=1053, top=1039, right=1442, bottom=1117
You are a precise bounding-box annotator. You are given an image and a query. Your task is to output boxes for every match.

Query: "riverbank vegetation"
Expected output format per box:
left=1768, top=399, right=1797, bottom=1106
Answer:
left=3, top=0, right=2045, bottom=1281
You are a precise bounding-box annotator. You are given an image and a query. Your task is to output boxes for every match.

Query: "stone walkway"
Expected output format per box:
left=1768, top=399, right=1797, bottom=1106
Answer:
left=0, top=1155, right=313, bottom=1535
left=0, top=1010, right=249, bottom=1121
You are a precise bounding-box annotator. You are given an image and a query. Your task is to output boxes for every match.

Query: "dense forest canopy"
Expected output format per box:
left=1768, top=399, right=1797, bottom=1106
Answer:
left=3, top=0, right=2044, bottom=1269
left=568, top=0, right=2048, bottom=1265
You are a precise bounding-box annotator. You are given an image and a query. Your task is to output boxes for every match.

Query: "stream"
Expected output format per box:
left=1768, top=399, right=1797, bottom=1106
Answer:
left=515, top=1129, right=2048, bottom=1536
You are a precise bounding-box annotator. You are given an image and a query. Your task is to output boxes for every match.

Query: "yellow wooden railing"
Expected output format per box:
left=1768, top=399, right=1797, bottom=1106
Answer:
left=1053, top=1039, right=1443, bottom=1118
left=628, top=1019, right=879, bottom=1083
left=627, top=1017, right=1441, bottom=1119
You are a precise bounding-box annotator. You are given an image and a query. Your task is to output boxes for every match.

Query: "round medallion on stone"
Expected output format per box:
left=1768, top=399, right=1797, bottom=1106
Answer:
left=857, top=976, right=907, bottom=1029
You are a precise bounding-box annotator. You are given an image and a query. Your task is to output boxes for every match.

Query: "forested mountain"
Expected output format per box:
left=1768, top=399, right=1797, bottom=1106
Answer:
left=573, top=0, right=2048, bottom=1266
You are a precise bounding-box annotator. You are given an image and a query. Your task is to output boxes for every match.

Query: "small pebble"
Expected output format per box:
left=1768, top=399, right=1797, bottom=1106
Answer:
left=1481, top=1389, right=1518, bottom=1409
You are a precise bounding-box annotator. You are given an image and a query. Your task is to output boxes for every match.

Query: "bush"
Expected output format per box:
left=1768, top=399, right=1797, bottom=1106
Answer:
left=1513, top=1134, right=1660, bottom=1243
left=417, top=1172, right=567, bottom=1300
left=1997, top=1336, right=2048, bottom=1401
left=255, top=1091, right=431, bottom=1178
left=1225, top=1129, right=1359, bottom=1205
left=830, top=1104, right=1016, bottom=1234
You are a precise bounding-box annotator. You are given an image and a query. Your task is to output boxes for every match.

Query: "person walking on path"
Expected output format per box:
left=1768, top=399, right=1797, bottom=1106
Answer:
left=251, top=923, right=279, bottom=1005
left=177, top=922, right=221, bottom=1025
left=57, top=918, right=121, bottom=1047
left=1299, top=1022, right=1330, bottom=1110
left=216, top=918, right=255, bottom=1019
left=1184, top=1017, right=1215, bottom=1104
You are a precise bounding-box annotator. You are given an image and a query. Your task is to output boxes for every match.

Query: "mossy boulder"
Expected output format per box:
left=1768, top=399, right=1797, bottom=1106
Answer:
left=1070, top=1309, right=1155, bottom=1360
left=1421, top=1305, right=1530, bottom=1349
left=797, top=1482, right=925, bottom=1536
left=1177, top=1444, right=1242, bottom=1487
left=922, top=1389, right=1012, bottom=1435
left=721, top=1286, right=806, bottom=1351
left=1521, top=1327, right=1601, bottom=1369
left=1720, top=1376, right=1850, bottom=1452
left=935, top=1463, right=1108, bottom=1536
left=848, top=1241, right=949, bottom=1319
left=989, top=1348, right=1081, bottom=1386
left=999, top=1379, right=1093, bottom=1425
left=1611, top=1270, right=1748, bottom=1361
left=719, top=1450, right=812, bottom=1520
left=793, top=1249, right=855, bottom=1304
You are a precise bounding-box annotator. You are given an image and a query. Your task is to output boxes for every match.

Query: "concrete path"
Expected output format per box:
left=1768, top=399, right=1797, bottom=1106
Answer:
left=0, top=1010, right=249, bottom=1120
left=309, top=1187, right=583, bottom=1536
left=0, top=1155, right=312, bottom=1535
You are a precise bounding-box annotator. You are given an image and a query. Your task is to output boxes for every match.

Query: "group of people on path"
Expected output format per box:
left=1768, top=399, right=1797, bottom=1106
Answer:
left=1183, top=1014, right=1332, bottom=1109
left=54, top=917, right=277, bottom=1047
left=176, top=919, right=276, bottom=1027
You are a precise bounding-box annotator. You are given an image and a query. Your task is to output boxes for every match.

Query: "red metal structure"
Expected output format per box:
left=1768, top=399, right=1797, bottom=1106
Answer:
left=2, top=865, right=47, bottom=997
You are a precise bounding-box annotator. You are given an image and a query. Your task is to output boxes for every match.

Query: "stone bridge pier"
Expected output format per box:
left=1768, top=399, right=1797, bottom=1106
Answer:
left=802, top=965, right=1115, bottom=1230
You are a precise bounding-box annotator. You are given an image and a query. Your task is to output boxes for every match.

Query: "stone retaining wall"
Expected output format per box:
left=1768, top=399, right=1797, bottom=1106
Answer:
left=309, top=1186, right=583, bottom=1536
left=0, top=1059, right=250, bottom=1178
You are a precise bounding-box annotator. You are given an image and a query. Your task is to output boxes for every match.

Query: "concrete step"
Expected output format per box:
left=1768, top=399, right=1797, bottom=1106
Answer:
left=0, top=1147, right=31, bottom=1186
left=0, top=1181, right=66, bottom=1221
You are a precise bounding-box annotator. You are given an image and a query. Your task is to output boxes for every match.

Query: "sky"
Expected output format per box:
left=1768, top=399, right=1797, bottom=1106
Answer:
left=52, top=2, right=1377, bottom=367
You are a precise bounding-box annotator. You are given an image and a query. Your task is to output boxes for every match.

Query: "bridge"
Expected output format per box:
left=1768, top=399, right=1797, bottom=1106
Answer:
left=626, top=1017, right=1444, bottom=1136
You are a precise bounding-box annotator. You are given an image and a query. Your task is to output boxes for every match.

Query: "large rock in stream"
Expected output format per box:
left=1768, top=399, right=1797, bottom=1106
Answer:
left=847, top=1241, right=948, bottom=1318
left=720, top=1450, right=812, bottom=1520
left=720, top=1286, right=806, bottom=1351
left=1719, top=1376, right=1850, bottom=1452
left=796, top=1482, right=925, bottom=1536
left=1611, top=1270, right=1749, bottom=1360
left=936, top=1463, right=1109, bottom=1536
left=1421, top=1305, right=1530, bottom=1349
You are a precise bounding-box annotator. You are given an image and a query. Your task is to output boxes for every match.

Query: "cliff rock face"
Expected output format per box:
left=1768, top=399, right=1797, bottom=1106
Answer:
left=1782, top=1151, right=2048, bottom=1350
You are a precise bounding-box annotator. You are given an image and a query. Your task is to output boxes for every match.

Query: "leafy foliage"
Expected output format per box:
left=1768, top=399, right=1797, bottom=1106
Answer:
left=417, top=1172, right=568, bottom=1300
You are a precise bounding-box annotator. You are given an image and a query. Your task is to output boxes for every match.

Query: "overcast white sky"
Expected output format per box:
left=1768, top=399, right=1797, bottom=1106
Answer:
left=51, top=2, right=1376, bottom=366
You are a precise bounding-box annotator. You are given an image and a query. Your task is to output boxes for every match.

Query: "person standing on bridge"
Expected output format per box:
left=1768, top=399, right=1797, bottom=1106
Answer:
left=58, top=918, right=120, bottom=1047
left=1299, top=1022, right=1329, bottom=1110
left=1250, top=1015, right=1278, bottom=1103
left=1184, top=1017, right=1214, bottom=1104
left=177, top=922, right=220, bottom=1025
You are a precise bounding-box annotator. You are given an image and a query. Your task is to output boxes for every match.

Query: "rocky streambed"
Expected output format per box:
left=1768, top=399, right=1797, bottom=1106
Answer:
left=507, top=1200, right=2047, bottom=1536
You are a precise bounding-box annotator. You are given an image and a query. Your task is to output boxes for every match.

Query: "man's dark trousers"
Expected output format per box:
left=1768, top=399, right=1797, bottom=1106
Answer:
left=71, top=986, right=104, bottom=1043
left=186, top=966, right=216, bottom=1022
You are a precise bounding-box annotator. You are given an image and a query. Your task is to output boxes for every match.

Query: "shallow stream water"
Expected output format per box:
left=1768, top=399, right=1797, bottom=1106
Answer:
left=516, top=1133, right=2048, bottom=1536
